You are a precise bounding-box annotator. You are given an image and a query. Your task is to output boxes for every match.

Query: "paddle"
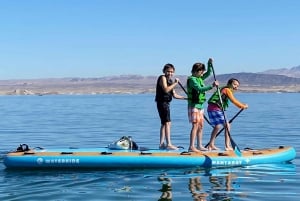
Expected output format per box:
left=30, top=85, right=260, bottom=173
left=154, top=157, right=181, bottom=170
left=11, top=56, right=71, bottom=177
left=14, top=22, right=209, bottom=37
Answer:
left=204, top=108, right=244, bottom=148
left=177, top=81, right=213, bottom=127
left=211, top=64, right=242, bottom=156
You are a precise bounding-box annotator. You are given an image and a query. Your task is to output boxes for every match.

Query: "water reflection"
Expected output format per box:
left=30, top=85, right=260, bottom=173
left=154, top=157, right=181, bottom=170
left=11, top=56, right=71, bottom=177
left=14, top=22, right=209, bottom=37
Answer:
left=157, top=169, right=236, bottom=201
left=208, top=174, right=236, bottom=201
left=158, top=173, right=172, bottom=201
left=1, top=163, right=296, bottom=201
left=188, top=177, right=208, bottom=201
left=156, top=163, right=296, bottom=201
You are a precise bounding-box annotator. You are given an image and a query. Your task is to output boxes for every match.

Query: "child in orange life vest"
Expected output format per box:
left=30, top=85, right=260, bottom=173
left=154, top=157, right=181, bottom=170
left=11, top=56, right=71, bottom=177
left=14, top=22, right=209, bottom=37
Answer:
left=206, top=78, right=248, bottom=151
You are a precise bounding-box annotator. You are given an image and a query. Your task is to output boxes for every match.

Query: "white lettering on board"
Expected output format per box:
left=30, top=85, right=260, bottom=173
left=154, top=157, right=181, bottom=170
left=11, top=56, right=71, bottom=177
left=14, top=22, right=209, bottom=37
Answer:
left=36, top=158, right=80, bottom=165
left=212, top=160, right=243, bottom=166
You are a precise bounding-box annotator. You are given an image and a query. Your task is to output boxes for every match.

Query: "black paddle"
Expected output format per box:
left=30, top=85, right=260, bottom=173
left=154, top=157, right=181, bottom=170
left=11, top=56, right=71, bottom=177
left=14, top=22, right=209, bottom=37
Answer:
left=204, top=108, right=244, bottom=148
left=177, top=81, right=214, bottom=127
left=211, top=64, right=242, bottom=156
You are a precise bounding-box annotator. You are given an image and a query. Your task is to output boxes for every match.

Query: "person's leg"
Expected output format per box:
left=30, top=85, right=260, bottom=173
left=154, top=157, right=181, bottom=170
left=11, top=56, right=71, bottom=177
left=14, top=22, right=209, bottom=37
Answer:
left=159, top=123, right=166, bottom=149
left=196, top=127, right=208, bottom=151
left=189, top=122, right=200, bottom=152
left=162, top=102, right=177, bottom=150
left=158, top=102, right=173, bottom=149
left=207, top=125, right=221, bottom=150
left=207, top=110, right=224, bottom=150
left=196, top=109, right=207, bottom=151
left=165, top=121, right=177, bottom=149
left=188, top=107, right=201, bottom=152
left=224, top=123, right=233, bottom=151
left=196, top=125, right=201, bottom=149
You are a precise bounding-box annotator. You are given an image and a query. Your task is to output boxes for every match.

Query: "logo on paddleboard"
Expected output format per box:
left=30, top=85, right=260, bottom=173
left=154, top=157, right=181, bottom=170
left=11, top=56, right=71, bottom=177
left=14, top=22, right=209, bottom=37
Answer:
left=37, top=158, right=44, bottom=165
left=36, top=157, right=80, bottom=165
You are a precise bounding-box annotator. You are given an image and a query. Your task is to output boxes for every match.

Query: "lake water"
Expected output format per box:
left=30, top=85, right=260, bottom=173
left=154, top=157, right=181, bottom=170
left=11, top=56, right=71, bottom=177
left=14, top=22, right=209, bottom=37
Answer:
left=0, top=93, right=299, bottom=201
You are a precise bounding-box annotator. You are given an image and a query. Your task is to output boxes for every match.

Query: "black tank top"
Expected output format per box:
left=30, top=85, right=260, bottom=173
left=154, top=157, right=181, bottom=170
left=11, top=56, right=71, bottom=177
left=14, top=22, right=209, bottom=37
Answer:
left=155, top=75, right=173, bottom=102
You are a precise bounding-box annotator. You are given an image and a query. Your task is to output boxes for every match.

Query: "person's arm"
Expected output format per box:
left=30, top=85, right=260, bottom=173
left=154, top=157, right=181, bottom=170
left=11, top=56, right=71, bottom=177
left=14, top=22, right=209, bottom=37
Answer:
left=160, top=76, right=178, bottom=93
left=189, top=77, right=213, bottom=93
left=223, top=88, right=248, bottom=109
left=202, top=62, right=213, bottom=80
left=173, top=89, right=186, bottom=100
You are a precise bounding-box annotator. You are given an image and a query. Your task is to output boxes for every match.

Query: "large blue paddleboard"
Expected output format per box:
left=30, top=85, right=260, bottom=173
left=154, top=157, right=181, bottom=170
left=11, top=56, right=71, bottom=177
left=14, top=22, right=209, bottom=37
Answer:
left=3, top=144, right=296, bottom=169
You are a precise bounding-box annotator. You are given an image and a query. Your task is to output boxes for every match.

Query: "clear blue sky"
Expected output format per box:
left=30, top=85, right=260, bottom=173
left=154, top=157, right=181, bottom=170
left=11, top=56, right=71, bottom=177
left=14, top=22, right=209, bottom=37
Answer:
left=0, top=0, right=299, bottom=79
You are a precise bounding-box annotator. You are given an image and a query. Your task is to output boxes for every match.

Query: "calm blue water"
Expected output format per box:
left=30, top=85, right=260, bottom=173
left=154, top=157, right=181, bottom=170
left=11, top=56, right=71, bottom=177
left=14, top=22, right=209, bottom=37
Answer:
left=0, top=93, right=299, bottom=201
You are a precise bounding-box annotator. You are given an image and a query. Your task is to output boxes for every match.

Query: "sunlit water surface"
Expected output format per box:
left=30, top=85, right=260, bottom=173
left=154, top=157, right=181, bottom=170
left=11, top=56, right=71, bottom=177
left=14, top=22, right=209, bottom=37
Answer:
left=0, top=93, right=299, bottom=200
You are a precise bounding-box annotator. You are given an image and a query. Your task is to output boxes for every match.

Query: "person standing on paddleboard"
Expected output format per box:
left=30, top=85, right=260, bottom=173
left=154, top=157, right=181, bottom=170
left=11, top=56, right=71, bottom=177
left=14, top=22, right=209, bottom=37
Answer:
left=187, top=58, right=219, bottom=153
left=206, top=78, right=248, bottom=151
left=155, top=63, right=186, bottom=150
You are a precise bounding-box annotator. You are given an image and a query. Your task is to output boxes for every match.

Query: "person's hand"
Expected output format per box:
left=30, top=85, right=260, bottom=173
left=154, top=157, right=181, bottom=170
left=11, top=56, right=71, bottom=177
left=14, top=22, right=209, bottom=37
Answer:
left=212, top=80, right=219, bottom=87
left=174, top=78, right=179, bottom=83
left=243, top=104, right=249, bottom=109
left=208, top=58, right=213, bottom=64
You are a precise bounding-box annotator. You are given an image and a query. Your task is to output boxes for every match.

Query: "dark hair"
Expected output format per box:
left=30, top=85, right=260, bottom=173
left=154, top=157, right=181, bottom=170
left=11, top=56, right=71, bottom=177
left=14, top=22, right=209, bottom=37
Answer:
left=227, top=78, right=240, bottom=85
left=191, top=63, right=206, bottom=73
left=163, top=63, right=175, bottom=73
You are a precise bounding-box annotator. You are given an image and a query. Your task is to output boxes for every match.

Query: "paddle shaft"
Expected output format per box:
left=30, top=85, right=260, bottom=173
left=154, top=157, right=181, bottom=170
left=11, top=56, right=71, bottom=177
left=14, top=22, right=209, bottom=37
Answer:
left=178, top=81, right=188, bottom=94
left=216, top=108, right=243, bottom=135
left=178, top=81, right=214, bottom=127
left=211, top=65, right=241, bottom=153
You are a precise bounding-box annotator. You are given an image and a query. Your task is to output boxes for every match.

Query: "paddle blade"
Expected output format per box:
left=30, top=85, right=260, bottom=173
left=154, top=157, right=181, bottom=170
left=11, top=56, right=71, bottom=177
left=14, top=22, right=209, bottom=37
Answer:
left=234, top=146, right=242, bottom=157
left=230, top=138, right=242, bottom=157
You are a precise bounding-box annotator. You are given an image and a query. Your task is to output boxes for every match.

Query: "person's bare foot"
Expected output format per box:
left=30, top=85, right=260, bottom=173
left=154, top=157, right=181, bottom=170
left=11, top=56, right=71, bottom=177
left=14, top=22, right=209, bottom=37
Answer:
left=166, top=145, right=178, bottom=150
left=225, top=146, right=233, bottom=151
left=207, top=145, right=220, bottom=151
left=197, top=146, right=208, bottom=151
left=188, top=146, right=201, bottom=153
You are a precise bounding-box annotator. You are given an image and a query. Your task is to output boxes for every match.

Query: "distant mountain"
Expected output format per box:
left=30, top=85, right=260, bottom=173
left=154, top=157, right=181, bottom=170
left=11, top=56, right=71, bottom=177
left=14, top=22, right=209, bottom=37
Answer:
left=260, top=65, right=300, bottom=78
left=205, top=72, right=300, bottom=86
left=1, top=65, right=300, bottom=95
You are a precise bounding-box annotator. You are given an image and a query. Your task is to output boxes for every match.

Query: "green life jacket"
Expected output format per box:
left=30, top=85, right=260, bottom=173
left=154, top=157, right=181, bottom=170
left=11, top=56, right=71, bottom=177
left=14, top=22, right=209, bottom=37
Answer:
left=208, top=86, right=231, bottom=110
left=187, top=77, right=206, bottom=105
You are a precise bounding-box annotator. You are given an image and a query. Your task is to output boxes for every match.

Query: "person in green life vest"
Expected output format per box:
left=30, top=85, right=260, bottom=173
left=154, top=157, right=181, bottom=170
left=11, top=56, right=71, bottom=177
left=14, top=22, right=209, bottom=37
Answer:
left=206, top=78, right=248, bottom=151
left=187, top=58, right=219, bottom=153
left=155, top=63, right=186, bottom=150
